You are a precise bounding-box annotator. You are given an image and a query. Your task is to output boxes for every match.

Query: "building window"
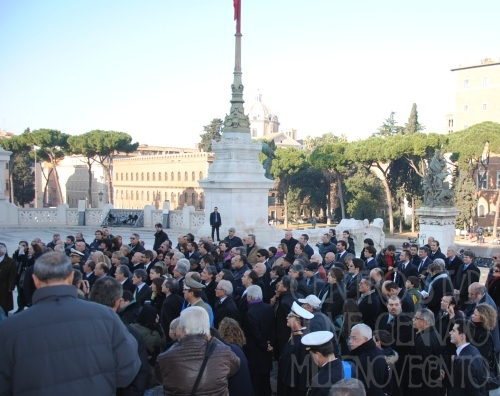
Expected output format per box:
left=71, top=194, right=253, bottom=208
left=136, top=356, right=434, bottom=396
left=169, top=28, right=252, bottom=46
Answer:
left=130, top=173, right=133, bottom=181
left=483, top=103, right=488, bottom=111
left=141, top=191, right=144, bottom=200
left=152, top=173, right=155, bottom=181
left=165, top=172, right=168, bottom=181
left=177, top=172, right=181, bottom=181
left=464, top=79, right=469, bottom=88
left=483, top=76, right=489, bottom=86
left=192, top=193, right=196, bottom=205
left=130, top=190, right=134, bottom=200
left=147, top=173, right=150, bottom=181
left=478, top=171, right=488, bottom=189
left=184, top=192, right=188, bottom=203
left=121, top=191, right=124, bottom=199
left=136, top=191, right=139, bottom=200
left=116, top=173, right=119, bottom=181
left=158, top=172, right=161, bottom=181
left=463, top=104, right=469, bottom=112
left=252, top=128, right=257, bottom=137
left=192, top=171, right=195, bottom=181
left=199, top=171, right=203, bottom=179
left=141, top=173, right=144, bottom=181
left=136, top=173, right=139, bottom=181
left=120, top=173, right=123, bottom=181
left=497, top=171, right=500, bottom=189
left=478, top=205, right=486, bottom=218
left=171, top=172, right=174, bottom=180
left=116, top=190, right=119, bottom=198
left=5, top=181, right=9, bottom=190
left=126, top=191, right=129, bottom=200
left=184, top=172, right=188, bottom=181
left=171, top=192, right=175, bottom=204
left=165, top=192, right=168, bottom=201
left=147, top=191, right=150, bottom=201
left=125, top=173, right=128, bottom=181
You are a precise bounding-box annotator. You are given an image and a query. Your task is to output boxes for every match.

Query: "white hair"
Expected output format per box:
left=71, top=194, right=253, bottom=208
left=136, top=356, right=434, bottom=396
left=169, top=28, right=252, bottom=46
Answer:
left=351, top=323, right=372, bottom=340
left=246, top=285, right=262, bottom=300
left=448, top=244, right=458, bottom=253
left=218, top=280, right=233, bottom=295
left=179, top=306, right=210, bottom=336
left=54, top=245, right=65, bottom=253
left=174, top=252, right=186, bottom=260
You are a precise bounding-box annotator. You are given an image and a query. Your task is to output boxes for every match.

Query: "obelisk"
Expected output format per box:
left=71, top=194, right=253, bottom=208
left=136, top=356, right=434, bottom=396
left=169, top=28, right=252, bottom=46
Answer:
left=197, top=0, right=277, bottom=241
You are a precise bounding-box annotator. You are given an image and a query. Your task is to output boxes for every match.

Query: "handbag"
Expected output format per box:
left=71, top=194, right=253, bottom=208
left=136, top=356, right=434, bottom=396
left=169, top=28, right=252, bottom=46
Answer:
left=190, top=340, right=216, bottom=396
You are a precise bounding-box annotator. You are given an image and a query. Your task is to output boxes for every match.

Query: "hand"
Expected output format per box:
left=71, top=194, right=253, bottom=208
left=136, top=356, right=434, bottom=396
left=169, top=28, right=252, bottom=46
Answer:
left=439, top=369, right=445, bottom=380
left=388, top=267, right=394, bottom=271
left=447, top=304, right=455, bottom=318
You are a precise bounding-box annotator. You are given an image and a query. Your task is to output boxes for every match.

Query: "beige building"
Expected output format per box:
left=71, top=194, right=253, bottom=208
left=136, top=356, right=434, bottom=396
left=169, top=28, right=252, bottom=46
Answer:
left=450, top=58, right=500, bottom=132
left=113, top=152, right=214, bottom=210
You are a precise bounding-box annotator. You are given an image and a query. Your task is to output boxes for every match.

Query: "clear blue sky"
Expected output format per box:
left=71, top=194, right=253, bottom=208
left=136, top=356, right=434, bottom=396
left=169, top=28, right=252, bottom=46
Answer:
left=1, top=0, right=499, bottom=148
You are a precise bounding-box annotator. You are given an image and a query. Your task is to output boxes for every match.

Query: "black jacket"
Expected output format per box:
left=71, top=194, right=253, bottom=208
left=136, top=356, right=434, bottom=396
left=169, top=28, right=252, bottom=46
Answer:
left=275, top=290, right=298, bottom=357
left=160, top=293, right=184, bottom=334
left=281, top=237, right=299, bottom=256
left=118, top=301, right=141, bottom=324
left=318, top=241, right=337, bottom=258
left=243, top=301, right=275, bottom=375
left=445, top=255, right=464, bottom=282
left=134, top=284, right=152, bottom=307
left=319, top=282, right=345, bottom=321
left=214, top=296, right=241, bottom=329
left=153, top=230, right=169, bottom=251
left=0, top=285, right=140, bottom=395
left=224, top=235, right=243, bottom=249
left=448, top=344, right=488, bottom=396
left=422, top=273, right=454, bottom=316
left=410, top=326, right=443, bottom=395
left=345, top=339, right=389, bottom=396
left=358, top=290, right=381, bottom=331
left=453, top=263, right=481, bottom=310
left=393, top=261, right=419, bottom=289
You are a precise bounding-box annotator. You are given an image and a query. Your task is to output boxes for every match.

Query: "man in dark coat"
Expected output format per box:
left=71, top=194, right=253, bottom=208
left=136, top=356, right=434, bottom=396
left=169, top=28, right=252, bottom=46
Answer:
left=448, top=319, right=488, bottom=396
left=281, top=231, right=299, bottom=256
left=410, top=308, right=444, bottom=396
left=393, top=250, right=419, bottom=289
left=345, top=258, right=364, bottom=300
left=209, top=206, right=222, bottom=241
left=421, top=260, right=454, bottom=316
left=318, top=267, right=345, bottom=322
left=0, top=243, right=17, bottom=315
left=453, top=250, right=481, bottom=310
left=214, top=280, right=241, bottom=328
left=429, top=240, right=446, bottom=261
left=128, top=233, right=145, bottom=260
left=318, top=233, right=337, bottom=259
left=357, top=276, right=382, bottom=331
left=275, top=276, right=300, bottom=358
left=345, top=323, right=389, bottom=396
left=231, top=254, right=251, bottom=301
left=224, top=227, right=243, bottom=249
left=160, top=278, right=184, bottom=334
left=444, top=245, right=463, bottom=283
left=132, top=269, right=152, bottom=307
left=417, top=246, right=433, bottom=290
left=153, top=223, right=169, bottom=251
left=277, top=302, right=314, bottom=396
left=243, top=285, right=275, bottom=396
left=382, top=281, right=415, bottom=315
left=304, top=262, right=325, bottom=297
left=0, top=252, right=140, bottom=395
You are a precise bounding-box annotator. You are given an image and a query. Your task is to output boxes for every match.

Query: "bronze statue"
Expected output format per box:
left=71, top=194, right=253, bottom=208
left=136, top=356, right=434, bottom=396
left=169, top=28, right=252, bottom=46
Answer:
left=261, top=140, right=276, bottom=180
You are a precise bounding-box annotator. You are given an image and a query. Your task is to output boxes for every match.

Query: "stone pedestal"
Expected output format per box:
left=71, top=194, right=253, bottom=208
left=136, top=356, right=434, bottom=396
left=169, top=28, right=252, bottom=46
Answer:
left=197, top=132, right=278, bottom=242
left=415, top=206, right=460, bottom=252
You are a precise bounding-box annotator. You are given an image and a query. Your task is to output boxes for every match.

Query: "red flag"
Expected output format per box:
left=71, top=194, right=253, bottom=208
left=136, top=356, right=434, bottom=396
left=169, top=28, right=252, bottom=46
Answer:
left=233, top=0, right=241, bottom=33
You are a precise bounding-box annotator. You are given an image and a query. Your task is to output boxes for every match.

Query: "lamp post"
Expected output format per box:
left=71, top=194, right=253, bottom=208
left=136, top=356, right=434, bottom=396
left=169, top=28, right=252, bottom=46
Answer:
left=33, top=145, right=39, bottom=208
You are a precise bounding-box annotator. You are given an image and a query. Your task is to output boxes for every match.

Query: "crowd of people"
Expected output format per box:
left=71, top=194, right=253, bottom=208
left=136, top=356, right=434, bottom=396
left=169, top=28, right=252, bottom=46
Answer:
left=0, top=224, right=499, bottom=396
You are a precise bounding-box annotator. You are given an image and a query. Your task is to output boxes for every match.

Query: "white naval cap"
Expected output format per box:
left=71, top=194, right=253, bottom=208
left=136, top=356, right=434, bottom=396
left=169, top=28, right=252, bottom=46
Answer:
left=290, top=301, right=314, bottom=320
left=301, top=331, right=334, bottom=348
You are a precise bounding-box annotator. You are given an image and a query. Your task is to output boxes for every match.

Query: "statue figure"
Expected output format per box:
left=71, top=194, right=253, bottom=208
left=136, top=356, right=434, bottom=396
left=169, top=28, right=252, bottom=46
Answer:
left=261, top=140, right=276, bottom=180
left=422, top=150, right=454, bottom=207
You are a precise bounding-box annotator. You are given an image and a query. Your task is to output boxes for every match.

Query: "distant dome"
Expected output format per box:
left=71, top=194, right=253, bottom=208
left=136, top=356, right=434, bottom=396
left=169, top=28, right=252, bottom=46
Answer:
left=248, top=94, right=279, bottom=122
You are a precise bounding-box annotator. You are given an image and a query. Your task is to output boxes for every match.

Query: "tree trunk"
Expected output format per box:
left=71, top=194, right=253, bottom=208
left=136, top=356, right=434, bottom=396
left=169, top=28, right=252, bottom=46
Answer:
left=411, top=197, right=415, bottom=233
left=105, top=164, right=113, bottom=204
left=40, top=167, right=52, bottom=206
left=493, top=190, right=500, bottom=238
left=50, top=158, right=64, bottom=203
left=381, top=177, right=394, bottom=235
left=9, top=157, right=14, bottom=204
left=335, top=171, right=346, bottom=219
left=399, top=200, right=403, bottom=234
left=87, top=160, right=93, bottom=208
left=284, top=194, right=288, bottom=229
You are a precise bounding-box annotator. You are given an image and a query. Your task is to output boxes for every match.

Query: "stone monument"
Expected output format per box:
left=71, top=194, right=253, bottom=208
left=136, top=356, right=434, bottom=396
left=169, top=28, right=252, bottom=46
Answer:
left=0, top=146, right=19, bottom=224
left=415, top=150, right=460, bottom=251
left=197, top=0, right=277, bottom=241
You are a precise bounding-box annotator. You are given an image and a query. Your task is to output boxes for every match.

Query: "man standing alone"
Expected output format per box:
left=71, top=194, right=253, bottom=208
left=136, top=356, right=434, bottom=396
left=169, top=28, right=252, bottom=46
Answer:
left=210, top=207, right=222, bottom=241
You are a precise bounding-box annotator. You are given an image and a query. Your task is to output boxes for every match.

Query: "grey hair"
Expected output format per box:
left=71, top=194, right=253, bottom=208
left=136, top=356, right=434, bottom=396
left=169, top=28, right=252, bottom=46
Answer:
left=290, top=264, right=304, bottom=276
left=218, top=279, right=233, bottom=295
left=428, top=259, right=445, bottom=273
left=447, top=244, right=458, bottom=254
left=169, top=317, right=180, bottom=334
left=344, top=253, right=355, bottom=262
left=246, top=285, right=262, bottom=300
left=173, top=252, right=185, bottom=261
left=131, top=233, right=140, bottom=239
left=228, top=227, right=236, bottom=232
left=117, top=264, right=130, bottom=277
left=175, top=259, right=189, bottom=276
left=475, top=285, right=488, bottom=296
left=34, top=252, right=73, bottom=282
left=120, top=245, right=131, bottom=254
left=328, top=378, right=366, bottom=396
left=89, top=277, right=123, bottom=309
left=248, top=234, right=256, bottom=243
left=179, top=306, right=210, bottom=336
left=204, top=265, right=217, bottom=277
left=164, top=278, right=179, bottom=294
left=54, top=245, right=65, bottom=253
left=351, top=323, right=372, bottom=340
left=417, top=308, right=435, bottom=326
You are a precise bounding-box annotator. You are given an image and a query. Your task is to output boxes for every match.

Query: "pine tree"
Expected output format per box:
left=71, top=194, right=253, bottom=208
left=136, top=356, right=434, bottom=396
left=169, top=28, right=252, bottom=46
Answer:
left=454, top=171, right=477, bottom=231
left=198, top=119, right=223, bottom=152
left=12, top=150, right=35, bottom=206
left=404, top=103, right=425, bottom=135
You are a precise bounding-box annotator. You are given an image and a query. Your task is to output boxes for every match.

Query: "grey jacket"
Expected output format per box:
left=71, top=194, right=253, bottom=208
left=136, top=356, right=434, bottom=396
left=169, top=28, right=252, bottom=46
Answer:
left=0, top=285, right=140, bottom=395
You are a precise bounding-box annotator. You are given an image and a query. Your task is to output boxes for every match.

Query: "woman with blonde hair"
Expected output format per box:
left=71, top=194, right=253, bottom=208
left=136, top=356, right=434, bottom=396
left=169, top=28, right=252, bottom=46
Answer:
left=471, top=302, right=498, bottom=359
left=218, top=317, right=246, bottom=348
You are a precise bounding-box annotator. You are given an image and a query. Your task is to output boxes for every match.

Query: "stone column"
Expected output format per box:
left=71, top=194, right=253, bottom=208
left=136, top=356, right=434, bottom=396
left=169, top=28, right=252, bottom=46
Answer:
left=0, top=146, right=12, bottom=201
left=415, top=206, right=461, bottom=252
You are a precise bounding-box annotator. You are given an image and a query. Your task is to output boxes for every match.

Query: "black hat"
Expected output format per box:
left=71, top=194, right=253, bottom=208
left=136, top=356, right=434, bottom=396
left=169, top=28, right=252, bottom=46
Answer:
left=283, top=253, right=296, bottom=264
left=306, top=262, right=318, bottom=272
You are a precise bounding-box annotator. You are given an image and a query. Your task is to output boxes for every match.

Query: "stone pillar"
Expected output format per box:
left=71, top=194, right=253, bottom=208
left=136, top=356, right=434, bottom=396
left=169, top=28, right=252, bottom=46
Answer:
left=78, top=200, right=86, bottom=225
left=183, top=206, right=195, bottom=229
left=415, top=206, right=460, bottom=252
left=57, top=204, right=69, bottom=225
left=143, top=205, right=156, bottom=228
left=0, top=146, right=12, bottom=201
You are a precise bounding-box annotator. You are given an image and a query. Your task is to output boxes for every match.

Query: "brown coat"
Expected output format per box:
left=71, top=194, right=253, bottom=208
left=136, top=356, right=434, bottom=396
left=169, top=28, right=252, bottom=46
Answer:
left=0, top=255, right=16, bottom=313
left=155, top=335, right=240, bottom=396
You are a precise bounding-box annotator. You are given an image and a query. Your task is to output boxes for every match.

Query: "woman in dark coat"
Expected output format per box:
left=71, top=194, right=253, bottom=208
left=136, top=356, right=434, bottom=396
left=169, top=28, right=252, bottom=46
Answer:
left=488, top=263, right=500, bottom=308
left=150, top=278, right=165, bottom=313
left=471, top=303, right=497, bottom=360
left=319, top=267, right=345, bottom=321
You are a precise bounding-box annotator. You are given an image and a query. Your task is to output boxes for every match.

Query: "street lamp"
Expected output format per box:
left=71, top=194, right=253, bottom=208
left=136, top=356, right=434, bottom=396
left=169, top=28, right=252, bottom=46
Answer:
left=98, top=191, right=103, bottom=202
left=33, top=145, right=39, bottom=208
